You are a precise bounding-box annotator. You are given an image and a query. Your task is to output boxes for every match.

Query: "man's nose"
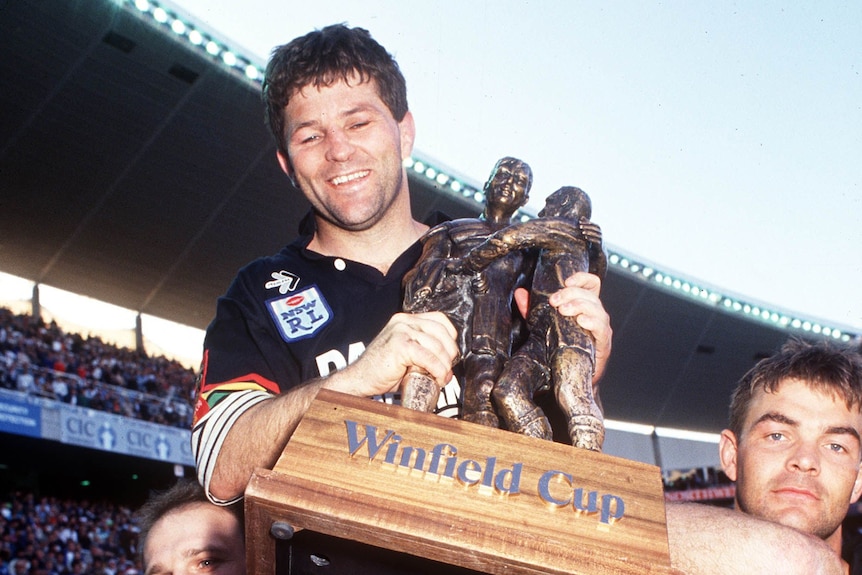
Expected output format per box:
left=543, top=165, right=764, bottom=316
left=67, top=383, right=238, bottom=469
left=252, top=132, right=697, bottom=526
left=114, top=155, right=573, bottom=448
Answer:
left=325, top=129, right=355, bottom=162
left=787, top=441, right=820, bottom=473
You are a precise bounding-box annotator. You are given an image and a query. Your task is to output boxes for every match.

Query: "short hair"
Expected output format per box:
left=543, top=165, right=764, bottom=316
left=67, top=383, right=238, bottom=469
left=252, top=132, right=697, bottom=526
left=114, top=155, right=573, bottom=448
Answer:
left=538, top=186, right=591, bottom=220
left=728, top=338, right=862, bottom=437
left=135, top=479, right=244, bottom=560
left=263, top=24, right=408, bottom=157
left=484, top=157, right=533, bottom=190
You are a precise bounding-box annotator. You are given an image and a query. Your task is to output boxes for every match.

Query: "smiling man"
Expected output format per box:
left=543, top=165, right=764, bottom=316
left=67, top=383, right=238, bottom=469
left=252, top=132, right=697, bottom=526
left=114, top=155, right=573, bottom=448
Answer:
left=191, top=24, right=613, bottom=506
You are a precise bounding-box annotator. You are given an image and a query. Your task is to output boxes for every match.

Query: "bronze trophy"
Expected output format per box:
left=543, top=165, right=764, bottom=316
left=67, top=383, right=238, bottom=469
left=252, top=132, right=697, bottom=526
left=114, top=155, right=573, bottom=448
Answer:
left=245, top=159, right=673, bottom=575
left=401, top=159, right=606, bottom=451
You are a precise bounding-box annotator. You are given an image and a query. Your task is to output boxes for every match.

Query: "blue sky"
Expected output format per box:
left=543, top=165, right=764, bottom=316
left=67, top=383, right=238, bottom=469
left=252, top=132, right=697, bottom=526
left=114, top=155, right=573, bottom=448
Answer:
left=172, top=0, right=861, bottom=331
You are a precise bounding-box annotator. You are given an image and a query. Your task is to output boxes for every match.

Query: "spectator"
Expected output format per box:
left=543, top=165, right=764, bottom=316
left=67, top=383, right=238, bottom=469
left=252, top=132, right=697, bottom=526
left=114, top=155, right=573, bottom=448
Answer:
left=0, top=491, right=143, bottom=575
left=14, top=368, right=35, bottom=395
left=0, top=307, right=196, bottom=429
left=135, top=481, right=245, bottom=575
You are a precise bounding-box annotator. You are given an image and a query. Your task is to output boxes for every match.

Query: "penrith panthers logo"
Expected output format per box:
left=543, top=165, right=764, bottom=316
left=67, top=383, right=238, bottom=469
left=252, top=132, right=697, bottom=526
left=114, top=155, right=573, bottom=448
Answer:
left=267, top=285, right=332, bottom=342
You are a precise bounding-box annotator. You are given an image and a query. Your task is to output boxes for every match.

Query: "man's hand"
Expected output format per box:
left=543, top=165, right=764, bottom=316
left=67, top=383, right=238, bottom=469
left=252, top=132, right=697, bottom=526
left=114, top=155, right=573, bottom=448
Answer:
left=514, top=271, right=612, bottom=382
left=324, top=311, right=459, bottom=396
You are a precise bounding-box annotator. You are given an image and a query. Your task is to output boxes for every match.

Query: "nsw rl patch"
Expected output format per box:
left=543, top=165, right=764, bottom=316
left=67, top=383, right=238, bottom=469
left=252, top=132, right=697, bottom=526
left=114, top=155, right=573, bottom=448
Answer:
left=267, top=285, right=332, bottom=342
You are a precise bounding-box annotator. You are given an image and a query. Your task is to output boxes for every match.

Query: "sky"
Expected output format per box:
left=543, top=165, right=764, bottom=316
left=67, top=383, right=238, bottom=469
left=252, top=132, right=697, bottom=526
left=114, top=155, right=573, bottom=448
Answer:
left=5, top=0, right=857, bottom=365
left=165, top=0, right=860, bottom=333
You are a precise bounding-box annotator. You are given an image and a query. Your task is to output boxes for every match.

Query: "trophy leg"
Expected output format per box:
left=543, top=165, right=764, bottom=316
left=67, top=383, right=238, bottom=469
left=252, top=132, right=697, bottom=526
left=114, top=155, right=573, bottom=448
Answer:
left=492, top=354, right=553, bottom=441
left=400, top=368, right=440, bottom=412
left=462, top=407, right=500, bottom=428
left=553, top=347, right=604, bottom=451
left=568, top=415, right=605, bottom=452
left=508, top=405, right=553, bottom=439
left=461, top=353, right=502, bottom=428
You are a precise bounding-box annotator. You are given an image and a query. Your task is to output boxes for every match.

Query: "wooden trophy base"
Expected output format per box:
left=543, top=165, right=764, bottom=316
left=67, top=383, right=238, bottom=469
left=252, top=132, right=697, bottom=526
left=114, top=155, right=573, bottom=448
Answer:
left=245, top=389, right=674, bottom=574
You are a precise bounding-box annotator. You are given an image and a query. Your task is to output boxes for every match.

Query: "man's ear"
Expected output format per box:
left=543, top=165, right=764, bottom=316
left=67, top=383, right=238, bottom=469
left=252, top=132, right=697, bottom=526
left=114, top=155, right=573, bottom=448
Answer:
left=399, top=110, right=416, bottom=160
left=719, top=429, right=739, bottom=481
left=850, top=463, right=862, bottom=505
left=276, top=150, right=298, bottom=187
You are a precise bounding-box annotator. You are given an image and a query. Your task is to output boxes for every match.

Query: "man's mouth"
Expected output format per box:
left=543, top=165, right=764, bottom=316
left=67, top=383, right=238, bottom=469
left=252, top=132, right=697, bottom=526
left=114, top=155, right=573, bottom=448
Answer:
left=330, top=171, right=369, bottom=186
left=774, top=486, right=819, bottom=501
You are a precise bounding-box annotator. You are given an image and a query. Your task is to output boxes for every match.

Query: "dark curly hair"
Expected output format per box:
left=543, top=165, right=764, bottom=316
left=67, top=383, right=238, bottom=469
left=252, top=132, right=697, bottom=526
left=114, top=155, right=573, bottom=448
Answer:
left=263, top=24, right=408, bottom=157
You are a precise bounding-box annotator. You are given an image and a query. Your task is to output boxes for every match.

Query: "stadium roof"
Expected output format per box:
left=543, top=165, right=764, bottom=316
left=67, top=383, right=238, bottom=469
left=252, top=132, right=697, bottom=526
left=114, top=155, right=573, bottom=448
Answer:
left=1, top=0, right=857, bottom=434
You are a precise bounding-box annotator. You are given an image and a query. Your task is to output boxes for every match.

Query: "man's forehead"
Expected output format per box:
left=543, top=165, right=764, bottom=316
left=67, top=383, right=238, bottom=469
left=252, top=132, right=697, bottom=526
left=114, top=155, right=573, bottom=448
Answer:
left=291, top=72, right=377, bottom=100
left=285, top=79, right=388, bottom=131
left=746, top=378, right=862, bottom=426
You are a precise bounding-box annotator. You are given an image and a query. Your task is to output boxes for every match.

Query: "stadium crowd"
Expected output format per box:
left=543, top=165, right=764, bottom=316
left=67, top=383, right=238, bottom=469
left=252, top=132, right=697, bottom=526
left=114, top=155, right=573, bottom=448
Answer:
left=0, top=490, right=141, bottom=575
left=663, top=466, right=732, bottom=493
left=0, top=308, right=196, bottom=429
left=0, top=307, right=201, bottom=573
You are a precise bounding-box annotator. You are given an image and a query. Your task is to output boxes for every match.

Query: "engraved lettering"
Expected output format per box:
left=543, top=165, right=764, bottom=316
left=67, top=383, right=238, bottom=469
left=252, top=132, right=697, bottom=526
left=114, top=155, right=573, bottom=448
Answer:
left=480, top=456, right=497, bottom=490
left=572, top=488, right=598, bottom=515
left=341, top=418, right=623, bottom=525
left=600, top=494, right=625, bottom=525
left=457, top=459, right=482, bottom=486
left=494, top=463, right=522, bottom=495
left=427, top=443, right=458, bottom=477
left=538, top=470, right=573, bottom=507
left=383, top=433, right=403, bottom=465
left=344, top=420, right=395, bottom=459
left=399, top=446, right=427, bottom=470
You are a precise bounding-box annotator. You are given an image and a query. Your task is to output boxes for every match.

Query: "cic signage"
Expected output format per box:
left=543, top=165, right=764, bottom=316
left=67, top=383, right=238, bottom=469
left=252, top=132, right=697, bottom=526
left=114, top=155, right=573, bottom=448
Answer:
left=59, top=406, right=193, bottom=466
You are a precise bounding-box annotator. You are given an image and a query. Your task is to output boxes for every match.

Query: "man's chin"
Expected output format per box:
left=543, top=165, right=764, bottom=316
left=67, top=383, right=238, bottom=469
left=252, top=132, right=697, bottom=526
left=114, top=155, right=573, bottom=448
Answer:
left=318, top=210, right=381, bottom=233
left=769, top=508, right=829, bottom=539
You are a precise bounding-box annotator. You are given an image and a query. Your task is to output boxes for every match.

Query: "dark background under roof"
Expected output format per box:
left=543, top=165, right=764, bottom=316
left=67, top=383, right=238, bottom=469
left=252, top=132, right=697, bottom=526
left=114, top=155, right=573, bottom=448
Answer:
left=1, top=0, right=851, bottom=434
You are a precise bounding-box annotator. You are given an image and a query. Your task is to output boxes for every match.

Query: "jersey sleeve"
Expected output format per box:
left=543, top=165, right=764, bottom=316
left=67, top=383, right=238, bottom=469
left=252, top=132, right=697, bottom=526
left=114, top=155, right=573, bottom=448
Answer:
left=192, top=388, right=271, bottom=505
left=191, top=271, right=295, bottom=504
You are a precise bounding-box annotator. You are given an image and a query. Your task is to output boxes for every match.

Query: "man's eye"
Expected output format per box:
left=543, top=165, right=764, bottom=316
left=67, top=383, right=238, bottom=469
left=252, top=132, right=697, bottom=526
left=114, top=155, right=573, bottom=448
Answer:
left=828, top=443, right=846, bottom=453
left=768, top=432, right=785, bottom=441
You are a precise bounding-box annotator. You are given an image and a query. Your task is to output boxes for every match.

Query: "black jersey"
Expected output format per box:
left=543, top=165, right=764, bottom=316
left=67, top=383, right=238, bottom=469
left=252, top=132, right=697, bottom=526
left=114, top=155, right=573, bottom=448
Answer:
left=191, top=213, right=460, bottom=503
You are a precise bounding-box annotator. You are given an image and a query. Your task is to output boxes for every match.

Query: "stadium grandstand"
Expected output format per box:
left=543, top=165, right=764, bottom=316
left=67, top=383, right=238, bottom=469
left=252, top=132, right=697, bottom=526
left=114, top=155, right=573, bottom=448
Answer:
left=1, top=0, right=861, bottom=571
left=0, top=305, right=192, bottom=573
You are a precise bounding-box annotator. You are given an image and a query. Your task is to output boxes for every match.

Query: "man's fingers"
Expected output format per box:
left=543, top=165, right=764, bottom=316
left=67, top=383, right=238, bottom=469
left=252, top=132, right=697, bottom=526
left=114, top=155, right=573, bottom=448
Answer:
left=548, top=272, right=612, bottom=382
left=390, top=312, right=459, bottom=384
left=563, top=270, right=601, bottom=293
left=513, top=287, right=530, bottom=318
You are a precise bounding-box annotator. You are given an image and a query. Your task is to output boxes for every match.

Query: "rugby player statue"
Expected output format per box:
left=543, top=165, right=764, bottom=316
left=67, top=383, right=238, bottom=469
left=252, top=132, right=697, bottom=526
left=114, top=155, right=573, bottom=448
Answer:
left=401, top=159, right=606, bottom=451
